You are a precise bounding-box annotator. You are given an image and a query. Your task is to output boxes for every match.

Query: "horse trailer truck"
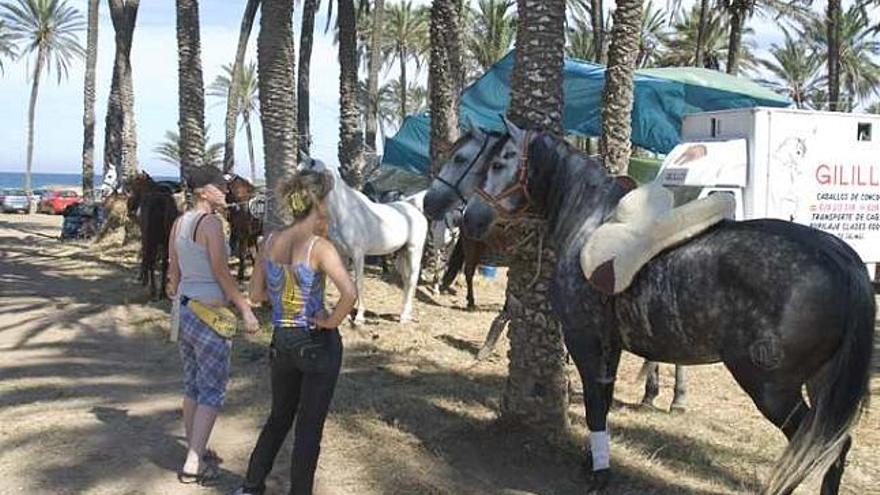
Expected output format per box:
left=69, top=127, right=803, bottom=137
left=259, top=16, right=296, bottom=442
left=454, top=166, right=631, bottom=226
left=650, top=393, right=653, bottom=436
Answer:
left=656, top=107, right=880, bottom=283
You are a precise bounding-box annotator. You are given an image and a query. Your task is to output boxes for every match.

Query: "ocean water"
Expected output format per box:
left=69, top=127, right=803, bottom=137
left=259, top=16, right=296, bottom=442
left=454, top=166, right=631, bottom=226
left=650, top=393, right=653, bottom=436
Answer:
left=0, top=172, right=178, bottom=190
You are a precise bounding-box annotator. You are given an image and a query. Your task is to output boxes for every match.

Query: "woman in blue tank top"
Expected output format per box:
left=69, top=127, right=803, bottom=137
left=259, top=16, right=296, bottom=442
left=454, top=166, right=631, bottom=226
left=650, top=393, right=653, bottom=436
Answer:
left=236, top=170, right=356, bottom=495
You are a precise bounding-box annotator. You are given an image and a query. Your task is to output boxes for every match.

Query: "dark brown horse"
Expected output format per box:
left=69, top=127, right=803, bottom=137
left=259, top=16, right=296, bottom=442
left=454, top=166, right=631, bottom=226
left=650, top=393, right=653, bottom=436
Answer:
left=440, top=227, right=507, bottom=311
left=225, top=174, right=263, bottom=281
left=129, top=172, right=180, bottom=300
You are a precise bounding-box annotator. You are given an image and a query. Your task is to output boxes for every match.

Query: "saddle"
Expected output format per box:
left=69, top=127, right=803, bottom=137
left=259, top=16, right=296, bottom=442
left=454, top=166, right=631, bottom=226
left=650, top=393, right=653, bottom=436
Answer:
left=580, top=181, right=735, bottom=295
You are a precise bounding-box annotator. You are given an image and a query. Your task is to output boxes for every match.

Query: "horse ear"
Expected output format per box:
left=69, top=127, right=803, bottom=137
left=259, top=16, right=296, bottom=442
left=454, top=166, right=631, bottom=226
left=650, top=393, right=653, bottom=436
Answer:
left=501, top=115, right=526, bottom=145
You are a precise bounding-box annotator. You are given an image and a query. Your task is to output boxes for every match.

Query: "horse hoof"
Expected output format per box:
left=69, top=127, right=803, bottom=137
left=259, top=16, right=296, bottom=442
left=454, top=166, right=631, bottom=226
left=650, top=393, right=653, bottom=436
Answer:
left=399, top=315, right=413, bottom=324
left=638, top=400, right=660, bottom=412
left=466, top=303, right=476, bottom=312
left=669, top=403, right=687, bottom=414
left=586, top=469, right=611, bottom=493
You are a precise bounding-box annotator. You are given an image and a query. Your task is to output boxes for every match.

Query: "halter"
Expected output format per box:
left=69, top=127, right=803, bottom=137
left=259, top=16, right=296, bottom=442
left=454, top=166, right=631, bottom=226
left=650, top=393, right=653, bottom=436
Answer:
left=434, top=135, right=493, bottom=205
left=475, top=131, right=535, bottom=218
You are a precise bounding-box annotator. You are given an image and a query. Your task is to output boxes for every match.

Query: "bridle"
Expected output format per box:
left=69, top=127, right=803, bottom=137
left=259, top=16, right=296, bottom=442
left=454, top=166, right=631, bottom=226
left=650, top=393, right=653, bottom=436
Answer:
left=475, top=131, right=535, bottom=218
left=434, top=134, right=493, bottom=206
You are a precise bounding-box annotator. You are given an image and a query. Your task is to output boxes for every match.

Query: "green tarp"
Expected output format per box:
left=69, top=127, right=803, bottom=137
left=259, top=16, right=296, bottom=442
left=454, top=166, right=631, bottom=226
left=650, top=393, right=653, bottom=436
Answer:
left=382, top=51, right=789, bottom=175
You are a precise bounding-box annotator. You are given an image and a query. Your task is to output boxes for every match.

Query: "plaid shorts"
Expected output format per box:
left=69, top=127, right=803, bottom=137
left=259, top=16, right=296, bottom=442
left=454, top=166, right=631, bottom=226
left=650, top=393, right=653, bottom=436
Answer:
left=179, top=304, right=231, bottom=408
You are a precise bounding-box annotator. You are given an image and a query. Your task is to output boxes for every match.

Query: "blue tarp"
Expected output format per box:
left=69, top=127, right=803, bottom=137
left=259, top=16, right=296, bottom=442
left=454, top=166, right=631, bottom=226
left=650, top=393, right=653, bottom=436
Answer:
left=382, top=51, right=790, bottom=175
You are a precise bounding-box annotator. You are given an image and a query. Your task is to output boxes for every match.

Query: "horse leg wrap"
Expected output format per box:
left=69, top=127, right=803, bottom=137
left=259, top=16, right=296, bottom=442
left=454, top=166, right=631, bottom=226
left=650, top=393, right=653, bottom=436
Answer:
left=589, top=430, right=610, bottom=470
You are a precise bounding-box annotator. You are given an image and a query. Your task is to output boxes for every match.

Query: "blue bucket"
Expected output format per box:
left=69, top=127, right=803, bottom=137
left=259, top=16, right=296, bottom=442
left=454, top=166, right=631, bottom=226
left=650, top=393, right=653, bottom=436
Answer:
left=479, top=264, right=497, bottom=279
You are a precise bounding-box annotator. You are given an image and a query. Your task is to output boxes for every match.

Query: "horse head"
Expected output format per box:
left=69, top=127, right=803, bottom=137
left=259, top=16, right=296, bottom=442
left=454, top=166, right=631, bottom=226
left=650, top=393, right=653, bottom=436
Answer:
left=461, top=117, right=534, bottom=240
left=226, top=173, right=256, bottom=202
left=423, top=122, right=506, bottom=221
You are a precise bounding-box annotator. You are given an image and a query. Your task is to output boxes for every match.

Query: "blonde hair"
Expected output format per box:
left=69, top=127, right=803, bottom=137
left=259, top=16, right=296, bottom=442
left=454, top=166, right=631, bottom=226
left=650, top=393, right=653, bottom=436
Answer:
left=277, top=170, right=333, bottom=221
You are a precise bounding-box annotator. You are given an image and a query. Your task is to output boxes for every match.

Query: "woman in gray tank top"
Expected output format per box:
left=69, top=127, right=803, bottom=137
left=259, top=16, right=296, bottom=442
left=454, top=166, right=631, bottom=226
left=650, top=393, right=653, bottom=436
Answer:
left=167, top=166, right=259, bottom=485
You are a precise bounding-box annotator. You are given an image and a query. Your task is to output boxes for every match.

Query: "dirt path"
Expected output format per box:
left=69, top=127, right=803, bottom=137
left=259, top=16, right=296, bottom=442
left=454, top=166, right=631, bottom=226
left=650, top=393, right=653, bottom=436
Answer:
left=0, top=214, right=878, bottom=495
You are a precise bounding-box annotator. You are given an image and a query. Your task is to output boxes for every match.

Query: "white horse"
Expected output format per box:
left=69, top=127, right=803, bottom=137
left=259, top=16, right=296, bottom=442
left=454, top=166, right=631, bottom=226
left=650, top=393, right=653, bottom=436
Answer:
left=301, top=158, right=428, bottom=324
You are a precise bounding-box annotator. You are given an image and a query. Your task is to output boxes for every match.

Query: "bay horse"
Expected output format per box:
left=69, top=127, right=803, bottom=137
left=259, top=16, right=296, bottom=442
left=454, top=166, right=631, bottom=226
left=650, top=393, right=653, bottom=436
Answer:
left=449, top=119, right=874, bottom=494
left=424, top=127, right=688, bottom=410
left=300, top=157, right=428, bottom=324
left=225, top=173, right=263, bottom=281
left=129, top=172, right=180, bottom=300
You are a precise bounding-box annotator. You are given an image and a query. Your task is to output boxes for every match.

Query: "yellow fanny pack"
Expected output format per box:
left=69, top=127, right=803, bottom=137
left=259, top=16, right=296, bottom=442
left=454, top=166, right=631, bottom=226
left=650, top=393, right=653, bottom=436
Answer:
left=181, top=296, right=237, bottom=339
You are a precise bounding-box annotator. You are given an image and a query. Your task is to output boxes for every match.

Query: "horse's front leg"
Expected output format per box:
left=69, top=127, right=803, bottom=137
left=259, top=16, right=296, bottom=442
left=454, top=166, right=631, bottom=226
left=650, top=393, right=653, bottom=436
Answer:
left=565, top=329, right=622, bottom=492
left=353, top=254, right=366, bottom=325
left=639, top=360, right=660, bottom=409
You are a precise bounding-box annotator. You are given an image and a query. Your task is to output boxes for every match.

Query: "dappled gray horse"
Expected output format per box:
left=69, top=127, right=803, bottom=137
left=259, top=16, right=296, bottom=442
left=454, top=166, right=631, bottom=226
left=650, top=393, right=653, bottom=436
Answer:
left=453, top=119, right=874, bottom=495
left=424, top=126, right=687, bottom=410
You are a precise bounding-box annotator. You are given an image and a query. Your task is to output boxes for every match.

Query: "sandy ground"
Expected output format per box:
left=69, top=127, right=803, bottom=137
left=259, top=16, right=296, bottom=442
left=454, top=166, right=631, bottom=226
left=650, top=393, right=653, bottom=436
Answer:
left=0, top=213, right=878, bottom=495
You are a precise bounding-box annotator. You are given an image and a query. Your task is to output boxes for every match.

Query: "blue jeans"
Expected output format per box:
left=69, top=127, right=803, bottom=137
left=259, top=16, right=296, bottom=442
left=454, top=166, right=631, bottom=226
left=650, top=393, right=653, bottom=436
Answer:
left=242, top=327, right=342, bottom=495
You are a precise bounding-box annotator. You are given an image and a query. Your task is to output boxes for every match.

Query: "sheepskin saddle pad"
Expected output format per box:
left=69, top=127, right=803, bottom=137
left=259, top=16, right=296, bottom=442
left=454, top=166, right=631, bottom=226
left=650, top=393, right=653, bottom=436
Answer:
left=581, top=182, right=735, bottom=295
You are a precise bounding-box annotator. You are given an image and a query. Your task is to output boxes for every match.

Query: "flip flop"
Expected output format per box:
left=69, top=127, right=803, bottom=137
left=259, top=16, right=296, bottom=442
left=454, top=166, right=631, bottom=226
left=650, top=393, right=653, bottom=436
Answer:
left=176, top=463, right=221, bottom=486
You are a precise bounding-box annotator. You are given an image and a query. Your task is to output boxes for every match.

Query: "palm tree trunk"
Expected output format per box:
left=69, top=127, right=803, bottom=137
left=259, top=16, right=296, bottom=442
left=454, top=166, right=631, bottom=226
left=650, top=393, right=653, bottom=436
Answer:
left=725, top=6, right=743, bottom=75
left=337, top=0, right=365, bottom=189
left=297, top=0, right=318, bottom=155
left=694, top=0, right=709, bottom=68
left=826, top=0, right=841, bottom=111
left=258, top=0, right=297, bottom=228
left=399, top=46, right=408, bottom=122
left=365, top=0, right=385, bottom=153
left=104, top=0, right=138, bottom=188
left=244, top=115, right=257, bottom=182
left=25, top=47, right=45, bottom=207
left=590, top=0, right=604, bottom=63
left=505, top=0, right=568, bottom=436
left=81, top=0, right=99, bottom=201
left=601, top=0, right=642, bottom=175
left=176, top=0, right=207, bottom=181
left=429, top=0, right=460, bottom=175
left=224, top=0, right=260, bottom=173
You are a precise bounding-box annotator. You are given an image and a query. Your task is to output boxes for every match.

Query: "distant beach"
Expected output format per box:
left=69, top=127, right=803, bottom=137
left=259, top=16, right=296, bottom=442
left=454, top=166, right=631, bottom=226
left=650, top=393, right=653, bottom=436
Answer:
left=0, top=172, right=178, bottom=190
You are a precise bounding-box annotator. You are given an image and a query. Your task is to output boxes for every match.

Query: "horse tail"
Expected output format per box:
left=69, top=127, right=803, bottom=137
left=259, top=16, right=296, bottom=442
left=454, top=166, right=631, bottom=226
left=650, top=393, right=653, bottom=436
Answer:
left=764, top=252, right=874, bottom=495
left=441, top=237, right=465, bottom=289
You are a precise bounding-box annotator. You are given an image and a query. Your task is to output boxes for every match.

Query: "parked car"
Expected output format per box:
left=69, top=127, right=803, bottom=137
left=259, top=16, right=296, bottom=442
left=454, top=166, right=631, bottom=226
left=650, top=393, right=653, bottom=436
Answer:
left=1, top=189, right=30, bottom=213
left=39, top=189, right=82, bottom=215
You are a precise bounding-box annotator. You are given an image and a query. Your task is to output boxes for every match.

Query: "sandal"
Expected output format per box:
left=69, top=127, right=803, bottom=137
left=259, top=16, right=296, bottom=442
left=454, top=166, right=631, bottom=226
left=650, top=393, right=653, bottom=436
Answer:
left=177, top=463, right=221, bottom=486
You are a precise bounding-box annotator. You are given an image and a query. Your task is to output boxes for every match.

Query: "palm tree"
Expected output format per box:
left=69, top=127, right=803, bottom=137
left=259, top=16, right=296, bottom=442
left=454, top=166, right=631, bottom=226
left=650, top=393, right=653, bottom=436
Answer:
left=154, top=130, right=224, bottom=169
left=176, top=0, right=206, bottom=182
left=297, top=0, right=319, bottom=155
left=567, top=0, right=604, bottom=62
left=1, top=0, right=84, bottom=206
left=601, top=0, right=642, bottom=174
left=467, top=0, right=516, bottom=72
left=364, top=0, right=383, bottom=153
left=337, top=0, right=365, bottom=188
left=383, top=1, right=428, bottom=123
left=757, top=29, right=822, bottom=109
left=658, top=6, right=755, bottom=72
left=258, top=0, right=297, bottom=227
left=637, top=1, right=666, bottom=68
left=566, top=10, right=603, bottom=61
left=718, top=0, right=806, bottom=75
left=80, top=0, right=97, bottom=201
left=104, top=0, right=139, bottom=187
left=0, top=20, right=16, bottom=72
left=209, top=62, right=259, bottom=181
left=504, top=0, right=569, bottom=435
left=429, top=0, right=462, bottom=174
left=802, top=5, right=880, bottom=111
left=380, top=79, right=426, bottom=124
left=222, top=0, right=259, bottom=174
left=826, top=0, right=841, bottom=111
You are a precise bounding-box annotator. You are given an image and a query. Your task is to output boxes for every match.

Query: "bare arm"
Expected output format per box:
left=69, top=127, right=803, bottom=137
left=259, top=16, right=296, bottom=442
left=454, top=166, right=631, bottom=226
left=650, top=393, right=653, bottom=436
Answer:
left=248, top=241, right=268, bottom=304
left=166, top=217, right=182, bottom=298
left=313, top=238, right=357, bottom=329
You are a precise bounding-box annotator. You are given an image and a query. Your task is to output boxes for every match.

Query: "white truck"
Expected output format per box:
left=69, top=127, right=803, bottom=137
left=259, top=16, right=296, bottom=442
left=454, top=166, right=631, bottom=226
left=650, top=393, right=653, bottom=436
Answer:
left=656, top=107, right=880, bottom=283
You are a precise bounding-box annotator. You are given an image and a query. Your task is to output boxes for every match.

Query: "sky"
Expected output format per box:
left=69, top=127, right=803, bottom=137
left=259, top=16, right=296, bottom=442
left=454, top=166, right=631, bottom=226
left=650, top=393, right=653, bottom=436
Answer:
left=0, top=0, right=871, bottom=178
